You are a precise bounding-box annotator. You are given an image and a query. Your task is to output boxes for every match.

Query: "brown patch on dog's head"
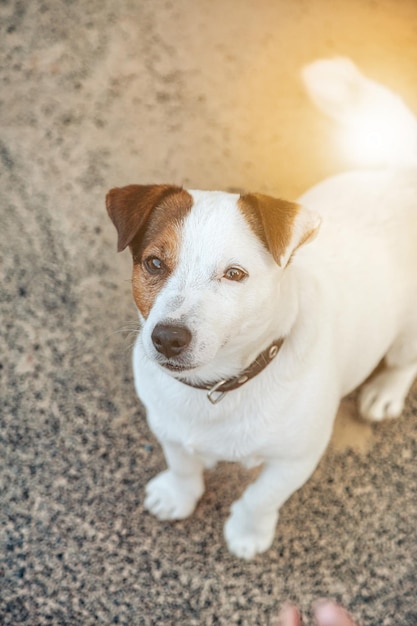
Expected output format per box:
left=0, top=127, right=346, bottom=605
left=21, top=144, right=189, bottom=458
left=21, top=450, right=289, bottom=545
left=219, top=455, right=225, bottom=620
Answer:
left=238, top=192, right=321, bottom=267
left=106, top=184, right=189, bottom=252
left=106, top=184, right=193, bottom=317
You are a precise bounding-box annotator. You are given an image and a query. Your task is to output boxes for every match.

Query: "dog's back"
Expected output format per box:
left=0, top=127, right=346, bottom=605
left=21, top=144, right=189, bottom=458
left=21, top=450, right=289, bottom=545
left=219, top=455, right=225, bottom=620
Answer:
left=299, top=59, right=417, bottom=405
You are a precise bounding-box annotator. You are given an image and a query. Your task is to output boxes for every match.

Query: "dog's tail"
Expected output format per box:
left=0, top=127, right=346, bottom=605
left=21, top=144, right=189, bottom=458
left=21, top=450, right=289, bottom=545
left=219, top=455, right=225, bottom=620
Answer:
left=301, top=57, right=417, bottom=167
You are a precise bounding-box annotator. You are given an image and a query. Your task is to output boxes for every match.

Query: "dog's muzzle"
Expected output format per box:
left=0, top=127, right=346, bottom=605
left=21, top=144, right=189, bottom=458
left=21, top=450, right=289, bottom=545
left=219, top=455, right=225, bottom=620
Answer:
left=151, top=323, right=192, bottom=359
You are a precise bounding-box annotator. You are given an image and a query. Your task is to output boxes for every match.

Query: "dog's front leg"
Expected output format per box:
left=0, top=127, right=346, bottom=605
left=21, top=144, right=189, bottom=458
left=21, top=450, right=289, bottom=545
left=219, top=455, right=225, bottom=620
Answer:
left=224, top=456, right=319, bottom=560
left=144, top=440, right=205, bottom=521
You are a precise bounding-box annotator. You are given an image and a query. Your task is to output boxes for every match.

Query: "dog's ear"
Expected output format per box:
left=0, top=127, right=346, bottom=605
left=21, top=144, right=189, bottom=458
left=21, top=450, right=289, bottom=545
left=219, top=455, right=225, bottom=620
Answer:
left=105, top=184, right=184, bottom=252
left=239, top=193, right=321, bottom=267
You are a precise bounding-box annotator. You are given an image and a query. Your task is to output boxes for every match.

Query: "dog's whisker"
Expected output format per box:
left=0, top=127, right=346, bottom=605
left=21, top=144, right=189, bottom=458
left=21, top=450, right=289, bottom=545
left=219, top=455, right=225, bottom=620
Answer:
left=111, top=323, right=142, bottom=337
left=125, top=340, right=138, bottom=354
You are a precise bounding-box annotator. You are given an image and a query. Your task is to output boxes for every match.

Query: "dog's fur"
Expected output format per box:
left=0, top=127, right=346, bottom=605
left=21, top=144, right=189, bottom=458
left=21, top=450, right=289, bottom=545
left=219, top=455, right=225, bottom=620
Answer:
left=106, top=59, right=417, bottom=559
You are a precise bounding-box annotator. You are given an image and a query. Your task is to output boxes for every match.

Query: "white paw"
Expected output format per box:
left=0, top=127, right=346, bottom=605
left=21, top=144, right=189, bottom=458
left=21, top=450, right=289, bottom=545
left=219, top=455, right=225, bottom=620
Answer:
left=144, top=470, right=203, bottom=520
left=359, top=372, right=406, bottom=422
left=224, top=500, right=277, bottom=560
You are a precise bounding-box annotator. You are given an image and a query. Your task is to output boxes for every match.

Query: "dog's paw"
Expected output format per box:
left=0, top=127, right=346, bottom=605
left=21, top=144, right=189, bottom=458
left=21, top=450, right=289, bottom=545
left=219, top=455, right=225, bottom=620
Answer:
left=359, top=371, right=407, bottom=422
left=224, top=500, right=277, bottom=560
left=144, top=470, right=203, bottom=520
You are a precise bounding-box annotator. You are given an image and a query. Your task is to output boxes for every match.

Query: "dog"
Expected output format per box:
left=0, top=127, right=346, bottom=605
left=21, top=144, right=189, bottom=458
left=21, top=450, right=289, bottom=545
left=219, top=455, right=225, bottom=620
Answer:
left=106, top=59, right=417, bottom=559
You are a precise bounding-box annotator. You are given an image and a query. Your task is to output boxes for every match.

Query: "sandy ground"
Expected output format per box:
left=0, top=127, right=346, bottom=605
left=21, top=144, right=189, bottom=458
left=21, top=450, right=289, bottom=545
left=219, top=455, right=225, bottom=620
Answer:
left=1, top=1, right=417, bottom=624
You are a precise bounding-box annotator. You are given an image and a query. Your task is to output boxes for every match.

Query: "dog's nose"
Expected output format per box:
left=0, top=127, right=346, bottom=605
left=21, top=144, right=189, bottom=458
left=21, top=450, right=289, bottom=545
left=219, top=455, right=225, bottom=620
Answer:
left=151, top=323, right=192, bottom=359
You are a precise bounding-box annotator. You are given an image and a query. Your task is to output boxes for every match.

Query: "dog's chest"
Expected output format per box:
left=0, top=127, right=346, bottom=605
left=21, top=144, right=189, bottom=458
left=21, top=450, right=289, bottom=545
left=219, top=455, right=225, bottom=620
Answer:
left=143, top=377, right=278, bottom=468
left=183, top=412, right=266, bottom=468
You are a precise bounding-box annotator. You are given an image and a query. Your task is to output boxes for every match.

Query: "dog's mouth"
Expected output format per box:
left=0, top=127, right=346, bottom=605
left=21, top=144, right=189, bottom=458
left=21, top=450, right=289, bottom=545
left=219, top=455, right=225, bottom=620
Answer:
left=160, top=361, right=197, bottom=374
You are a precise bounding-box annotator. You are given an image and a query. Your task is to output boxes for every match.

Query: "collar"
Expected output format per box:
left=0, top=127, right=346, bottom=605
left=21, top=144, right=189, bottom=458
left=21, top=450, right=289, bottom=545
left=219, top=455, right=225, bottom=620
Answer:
left=178, top=338, right=285, bottom=404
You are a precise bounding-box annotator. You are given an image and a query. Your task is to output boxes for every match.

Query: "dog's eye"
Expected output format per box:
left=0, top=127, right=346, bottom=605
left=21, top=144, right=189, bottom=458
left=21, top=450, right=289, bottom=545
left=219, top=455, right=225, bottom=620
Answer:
left=223, top=266, right=248, bottom=282
left=143, top=256, right=166, bottom=274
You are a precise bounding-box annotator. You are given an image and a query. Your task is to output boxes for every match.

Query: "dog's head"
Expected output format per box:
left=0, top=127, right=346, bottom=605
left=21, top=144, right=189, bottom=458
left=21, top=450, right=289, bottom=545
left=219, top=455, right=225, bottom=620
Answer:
left=106, top=185, right=320, bottom=382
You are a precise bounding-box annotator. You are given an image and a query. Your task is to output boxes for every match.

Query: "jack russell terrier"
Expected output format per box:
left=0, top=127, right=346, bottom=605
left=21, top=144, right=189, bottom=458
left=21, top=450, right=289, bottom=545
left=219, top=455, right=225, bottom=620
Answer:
left=106, top=59, right=417, bottom=559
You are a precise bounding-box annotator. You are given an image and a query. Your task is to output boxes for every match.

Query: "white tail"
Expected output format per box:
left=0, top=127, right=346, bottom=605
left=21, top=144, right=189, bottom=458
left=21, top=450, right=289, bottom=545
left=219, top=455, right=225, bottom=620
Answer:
left=301, top=57, right=417, bottom=167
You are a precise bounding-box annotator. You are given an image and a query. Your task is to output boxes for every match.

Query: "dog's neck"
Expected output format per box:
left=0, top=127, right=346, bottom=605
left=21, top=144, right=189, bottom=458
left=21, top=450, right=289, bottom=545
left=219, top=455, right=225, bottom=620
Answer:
left=178, top=337, right=286, bottom=403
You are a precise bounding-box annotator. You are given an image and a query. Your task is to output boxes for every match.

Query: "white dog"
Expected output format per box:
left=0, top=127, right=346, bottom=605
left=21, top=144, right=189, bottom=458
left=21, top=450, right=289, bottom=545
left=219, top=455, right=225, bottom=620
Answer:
left=106, top=59, right=417, bottom=560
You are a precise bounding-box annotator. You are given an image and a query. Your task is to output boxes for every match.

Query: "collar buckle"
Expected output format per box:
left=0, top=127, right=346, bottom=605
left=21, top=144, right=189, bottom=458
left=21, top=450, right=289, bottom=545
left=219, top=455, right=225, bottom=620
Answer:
left=177, top=338, right=284, bottom=402
left=207, top=379, right=227, bottom=404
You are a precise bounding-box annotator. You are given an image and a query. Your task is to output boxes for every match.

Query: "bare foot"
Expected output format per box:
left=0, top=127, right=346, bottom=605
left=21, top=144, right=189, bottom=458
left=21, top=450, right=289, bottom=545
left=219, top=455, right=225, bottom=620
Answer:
left=313, top=600, right=358, bottom=626
left=273, top=600, right=358, bottom=626
left=273, top=603, right=302, bottom=626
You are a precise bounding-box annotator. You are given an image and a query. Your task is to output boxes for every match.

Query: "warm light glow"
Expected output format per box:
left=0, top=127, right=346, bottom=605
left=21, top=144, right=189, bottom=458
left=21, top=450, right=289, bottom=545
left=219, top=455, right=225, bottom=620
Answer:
left=302, top=57, right=417, bottom=168
left=339, top=98, right=417, bottom=167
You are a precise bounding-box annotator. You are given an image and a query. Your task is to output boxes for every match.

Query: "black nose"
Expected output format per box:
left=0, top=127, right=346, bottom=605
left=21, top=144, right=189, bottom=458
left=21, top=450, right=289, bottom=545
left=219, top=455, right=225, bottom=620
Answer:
left=151, top=323, right=192, bottom=359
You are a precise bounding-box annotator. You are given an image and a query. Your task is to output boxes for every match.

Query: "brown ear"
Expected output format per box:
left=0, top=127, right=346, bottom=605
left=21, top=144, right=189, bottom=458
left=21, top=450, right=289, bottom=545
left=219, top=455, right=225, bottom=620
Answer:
left=105, top=184, right=184, bottom=252
left=238, top=193, right=321, bottom=267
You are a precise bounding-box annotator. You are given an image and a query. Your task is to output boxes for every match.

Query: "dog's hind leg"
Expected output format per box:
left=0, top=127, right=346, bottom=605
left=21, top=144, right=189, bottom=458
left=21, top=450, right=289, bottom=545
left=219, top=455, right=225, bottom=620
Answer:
left=359, top=327, right=417, bottom=422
